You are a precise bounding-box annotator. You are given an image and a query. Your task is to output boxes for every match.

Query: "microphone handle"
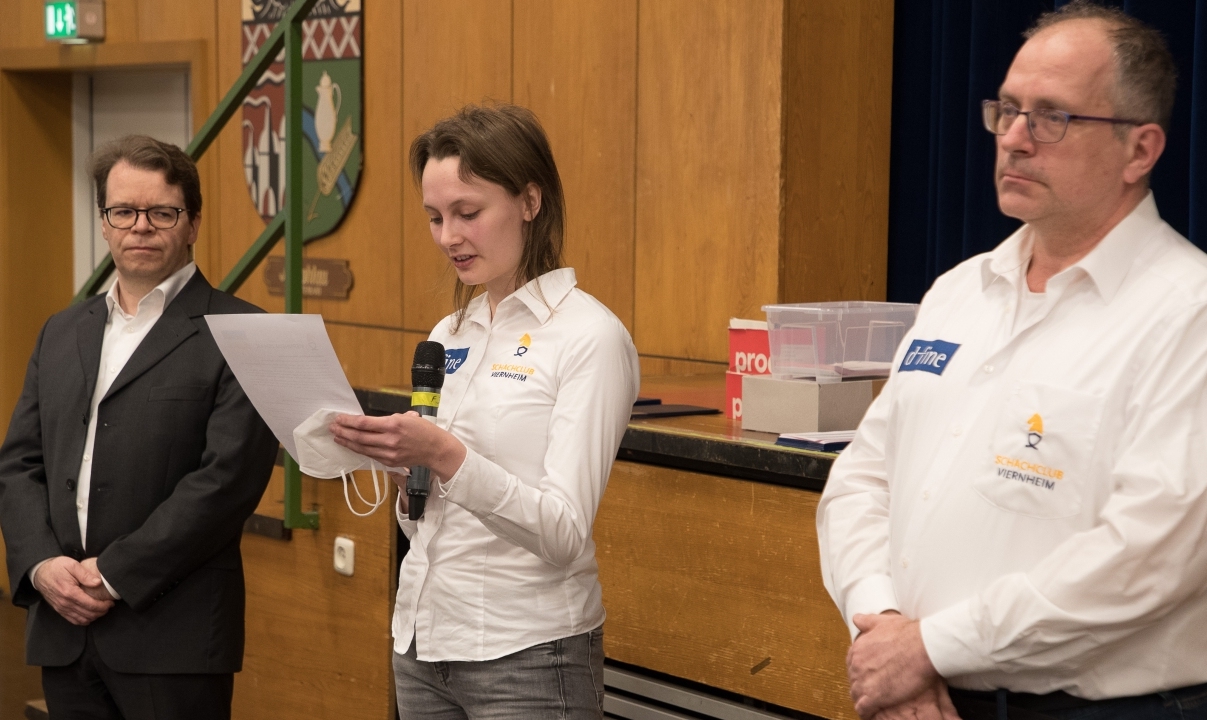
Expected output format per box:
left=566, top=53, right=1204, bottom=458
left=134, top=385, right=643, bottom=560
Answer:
left=406, top=385, right=441, bottom=521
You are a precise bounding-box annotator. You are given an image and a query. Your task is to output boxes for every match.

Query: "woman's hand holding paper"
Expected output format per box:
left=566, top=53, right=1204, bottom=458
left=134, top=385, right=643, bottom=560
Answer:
left=330, top=412, right=467, bottom=485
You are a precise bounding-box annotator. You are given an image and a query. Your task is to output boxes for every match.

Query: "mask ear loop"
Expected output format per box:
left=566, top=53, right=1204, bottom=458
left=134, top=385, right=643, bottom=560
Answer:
left=341, top=461, right=386, bottom=517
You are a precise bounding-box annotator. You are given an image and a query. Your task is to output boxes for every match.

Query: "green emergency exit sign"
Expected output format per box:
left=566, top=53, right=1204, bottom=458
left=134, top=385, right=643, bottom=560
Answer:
left=45, top=0, right=103, bottom=42
left=44, top=2, right=78, bottom=39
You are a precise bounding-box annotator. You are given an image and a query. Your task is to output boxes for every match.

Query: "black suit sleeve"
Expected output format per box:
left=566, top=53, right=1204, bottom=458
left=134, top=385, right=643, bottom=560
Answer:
left=95, top=358, right=277, bottom=612
left=0, top=321, right=67, bottom=606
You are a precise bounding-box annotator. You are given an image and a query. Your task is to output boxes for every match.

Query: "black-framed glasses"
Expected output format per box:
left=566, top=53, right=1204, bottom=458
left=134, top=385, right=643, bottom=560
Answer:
left=982, top=100, right=1144, bottom=143
left=102, top=206, right=188, bottom=230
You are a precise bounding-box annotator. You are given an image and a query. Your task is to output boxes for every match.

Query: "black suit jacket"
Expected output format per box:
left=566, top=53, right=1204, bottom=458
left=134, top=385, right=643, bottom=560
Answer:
left=0, top=270, right=278, bottom=673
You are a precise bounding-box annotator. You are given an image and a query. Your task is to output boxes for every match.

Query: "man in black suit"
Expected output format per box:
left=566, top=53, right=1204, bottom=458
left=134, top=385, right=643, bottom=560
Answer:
left=0, top=135, right=278, bottom=719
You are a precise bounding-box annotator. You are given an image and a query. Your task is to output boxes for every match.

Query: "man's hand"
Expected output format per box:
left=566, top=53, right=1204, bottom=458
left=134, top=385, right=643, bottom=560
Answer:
left=872, top=679, right=961, bottom=720
left=79, top=558, right=115, bottom=602
left=848, top=612, right=940, bottom=718
left=30, top=556, right=114, bottom=626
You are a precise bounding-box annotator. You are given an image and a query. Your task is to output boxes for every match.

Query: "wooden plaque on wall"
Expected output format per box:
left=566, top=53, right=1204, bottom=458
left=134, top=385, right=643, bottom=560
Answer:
left=264, top=257, right=354, bottom=299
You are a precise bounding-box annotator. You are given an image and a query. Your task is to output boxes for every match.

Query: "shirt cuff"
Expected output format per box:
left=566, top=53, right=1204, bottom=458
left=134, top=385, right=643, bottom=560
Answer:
left=920, top=599, right=996, bottom=678
left=29, top=558, right=52, bottom=591
left=438, top=446, right=507, bottom=516
left=100, top=572, right=121, bottom=600
left=843, top=574, right=900, bottom=639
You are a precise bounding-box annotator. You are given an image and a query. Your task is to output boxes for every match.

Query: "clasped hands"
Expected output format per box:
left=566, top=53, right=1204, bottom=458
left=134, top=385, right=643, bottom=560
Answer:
left=847, top=612, right=960, bottom=720
left=32, top=556, right=115, bottom=626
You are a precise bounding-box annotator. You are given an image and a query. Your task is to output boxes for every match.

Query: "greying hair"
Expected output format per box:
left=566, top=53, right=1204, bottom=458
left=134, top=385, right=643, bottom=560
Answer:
left=1026, top=0, right=1177, bottom=133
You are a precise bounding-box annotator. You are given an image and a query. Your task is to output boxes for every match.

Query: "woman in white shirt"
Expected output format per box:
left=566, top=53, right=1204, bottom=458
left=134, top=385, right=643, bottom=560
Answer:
left=331, top=104, right=640, bottom=719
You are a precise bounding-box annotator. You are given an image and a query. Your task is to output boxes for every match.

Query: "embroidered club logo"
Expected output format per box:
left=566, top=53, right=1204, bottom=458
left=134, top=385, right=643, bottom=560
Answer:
left=1026, top=414, right=1043, bottom=449
left=241, top=0, right=363, bottom=240
left=514, top=333, right=531, bottom=357
left=899, top=339, right=960, bottom=375
left=445, top=347, right=470, bottom=375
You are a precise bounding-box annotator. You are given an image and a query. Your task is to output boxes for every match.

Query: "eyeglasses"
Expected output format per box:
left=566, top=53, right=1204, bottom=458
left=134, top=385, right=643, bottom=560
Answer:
left=982, top=100, right=1143, bottom=143
left=102, top=206, right=188, bottom=230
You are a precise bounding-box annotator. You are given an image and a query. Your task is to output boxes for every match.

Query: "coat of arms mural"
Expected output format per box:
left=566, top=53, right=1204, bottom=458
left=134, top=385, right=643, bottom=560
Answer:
left=241, top=0, right=362, bottom=239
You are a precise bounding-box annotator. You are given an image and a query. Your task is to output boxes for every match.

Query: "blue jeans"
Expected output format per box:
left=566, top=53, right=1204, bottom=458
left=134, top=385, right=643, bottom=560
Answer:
left=949, top=683, right=1207, bottom=720
left=393, top=627, right=605, bottom=720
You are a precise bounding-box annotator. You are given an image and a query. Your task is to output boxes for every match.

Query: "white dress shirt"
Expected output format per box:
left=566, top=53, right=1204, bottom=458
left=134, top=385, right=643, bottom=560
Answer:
left=818, top=194, right=1207, bottom=698
left=392, top=268, right=640, bottom=662
left=32, top=262, right=196, bottom=599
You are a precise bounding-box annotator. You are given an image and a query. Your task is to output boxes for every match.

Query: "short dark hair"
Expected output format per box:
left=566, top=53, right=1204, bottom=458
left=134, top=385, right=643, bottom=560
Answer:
left=89, top=135, right=202, bottom=216
left=1025, top=0, right=1177, bottom=132
left=409, top=103, right=566, bottom=331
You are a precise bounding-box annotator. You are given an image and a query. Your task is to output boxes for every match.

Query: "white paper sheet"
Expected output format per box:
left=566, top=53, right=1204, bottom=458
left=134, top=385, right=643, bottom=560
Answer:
left=204, top=314, right=363, bottom=460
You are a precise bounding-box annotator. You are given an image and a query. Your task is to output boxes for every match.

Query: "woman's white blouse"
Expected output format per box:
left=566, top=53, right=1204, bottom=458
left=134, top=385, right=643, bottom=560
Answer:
left=392, top=268, right=640, bottom=662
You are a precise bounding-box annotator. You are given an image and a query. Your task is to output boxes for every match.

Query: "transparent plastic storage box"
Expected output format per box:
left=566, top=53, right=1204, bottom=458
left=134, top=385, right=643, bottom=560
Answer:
left=761, top=301, right=919, bottom=381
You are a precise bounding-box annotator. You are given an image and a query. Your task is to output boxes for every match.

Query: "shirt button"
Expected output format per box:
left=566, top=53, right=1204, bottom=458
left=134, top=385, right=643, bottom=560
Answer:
left=76, top=500, right=84, bottom=510
left=984, top=364, right=994, bottom=373
left=124, top=326, right=135, bottom=334
left=109, top=367, right=118, bottom=374
left=83, top=454, right=90, bottom=462
left=922, top=490, right=931, bottom=500
left=901, top=558, right=909, bottom=568
left=950, top=424, right=962, bottom=436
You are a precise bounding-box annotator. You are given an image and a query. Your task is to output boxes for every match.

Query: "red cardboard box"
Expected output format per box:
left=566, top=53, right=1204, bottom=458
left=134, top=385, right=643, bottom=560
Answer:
left=728, top=319, right=771, bottom=373
left=726, top=319, right=770, bottom=419
left=726, top=371, right=745, bottom=419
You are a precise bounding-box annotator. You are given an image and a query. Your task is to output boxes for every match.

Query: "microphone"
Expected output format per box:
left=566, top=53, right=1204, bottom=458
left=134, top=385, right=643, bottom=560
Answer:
left=407, top=341, right=446, bottom=520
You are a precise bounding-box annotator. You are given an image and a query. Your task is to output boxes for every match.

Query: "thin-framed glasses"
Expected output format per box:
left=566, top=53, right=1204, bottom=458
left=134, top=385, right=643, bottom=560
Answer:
left=102, top=206, right=188, bottom=230
left=982, top=100, right=1143, bottom=143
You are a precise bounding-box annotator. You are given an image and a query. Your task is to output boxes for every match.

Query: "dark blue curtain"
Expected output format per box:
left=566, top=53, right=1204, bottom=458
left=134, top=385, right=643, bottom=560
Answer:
left=887, top=0, right=1207, bottom=303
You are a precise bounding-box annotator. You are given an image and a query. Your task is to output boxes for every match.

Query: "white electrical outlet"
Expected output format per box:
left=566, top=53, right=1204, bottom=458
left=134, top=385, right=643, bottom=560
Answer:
left=333, top=536, right=355, bottom=577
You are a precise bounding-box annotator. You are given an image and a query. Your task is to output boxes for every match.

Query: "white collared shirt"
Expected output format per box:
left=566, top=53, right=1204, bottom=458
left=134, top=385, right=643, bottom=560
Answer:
left=63, top=262, right=196, bottom=598
left=819, top=194, right=1207, bottom=698
left=392, top=268, right=640, bottom=662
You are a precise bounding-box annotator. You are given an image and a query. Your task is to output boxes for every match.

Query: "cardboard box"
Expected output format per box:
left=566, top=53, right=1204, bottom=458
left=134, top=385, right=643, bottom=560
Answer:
left=741, top=375, right=877, bottom=434
left=728, top=319, right=770, bottom=373
left=726, top=371, right=744, bottom=419
left=726, top=319, right=769, bottom=419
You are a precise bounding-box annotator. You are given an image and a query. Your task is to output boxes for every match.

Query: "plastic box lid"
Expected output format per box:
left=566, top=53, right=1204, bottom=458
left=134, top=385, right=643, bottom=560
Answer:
left=761, top=301, right=918, bottom=380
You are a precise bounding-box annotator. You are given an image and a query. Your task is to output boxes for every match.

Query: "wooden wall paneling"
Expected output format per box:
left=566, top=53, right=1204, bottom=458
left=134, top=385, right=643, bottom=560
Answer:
left=0, top=69, right=74, bottom=591
left=302, top=0, right=403, bottom=329
left=596, top=461, right=855, bottom=720
left=235, top=467, right=396, bottom=720
left=638, top=356, right=727, bottom=379
left=398, top=330, right=428, bottom=386
left=326, top=323, right=406, bottom=390
left=779, top=0, right=893, bottom=303
left=95, top=0, right=142, bottom=45
left=0, top=71, right=74, bottom=458
left=401, top=0, right=512, bottom=336
left=130, top=0, right=221, bottom=279
left=0, top=1, right=50, bottom=49
left=134, top=0, right=217, bottom=43
left=513, top=0, right=637, bottom=331
left=634, top=0, right=784, bottom=364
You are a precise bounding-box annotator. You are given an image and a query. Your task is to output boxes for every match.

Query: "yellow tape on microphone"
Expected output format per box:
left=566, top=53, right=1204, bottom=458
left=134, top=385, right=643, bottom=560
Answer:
left=411, top=391, right=441, bottom=409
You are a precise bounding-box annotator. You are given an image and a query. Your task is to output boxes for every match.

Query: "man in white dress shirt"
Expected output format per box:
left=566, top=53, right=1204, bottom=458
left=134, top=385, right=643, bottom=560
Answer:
left=819, top=4, right=1207, bottom=720
left=0, top=136, right=277, bottom=719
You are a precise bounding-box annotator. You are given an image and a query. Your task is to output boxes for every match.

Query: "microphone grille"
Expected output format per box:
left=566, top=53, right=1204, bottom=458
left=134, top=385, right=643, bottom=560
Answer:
left=411, top=341, right=446, bottom=389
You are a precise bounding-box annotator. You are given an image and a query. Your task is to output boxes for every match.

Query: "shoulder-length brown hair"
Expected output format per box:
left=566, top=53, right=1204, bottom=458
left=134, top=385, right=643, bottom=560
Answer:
left=409, top=103, right=566, bottom=332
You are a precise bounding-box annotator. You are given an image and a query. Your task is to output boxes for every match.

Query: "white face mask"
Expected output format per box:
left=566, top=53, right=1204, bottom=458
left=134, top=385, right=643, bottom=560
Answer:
left=292, top=408, right=387, bottom=517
